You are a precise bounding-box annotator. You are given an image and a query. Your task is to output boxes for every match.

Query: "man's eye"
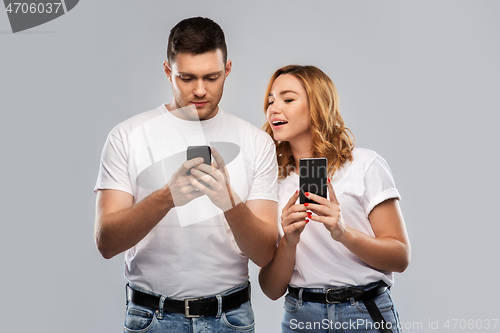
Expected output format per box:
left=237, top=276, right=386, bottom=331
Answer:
left=206, top=76, right=218, bottom=82
left=180, top=77, right=193, bottom=82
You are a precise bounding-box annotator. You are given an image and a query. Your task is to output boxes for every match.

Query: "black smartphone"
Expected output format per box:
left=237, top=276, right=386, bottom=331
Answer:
left=186, top=145, right=211, bottom=175
left=299, top=158, right=328, bottom=204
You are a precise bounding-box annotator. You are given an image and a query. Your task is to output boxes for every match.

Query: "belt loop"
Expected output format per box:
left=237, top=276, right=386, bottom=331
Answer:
left=216, top=294, right=223, bottom=318
left=125, top=283, right=130, bottom=305
left=157, top=295, right=166, bottom=320
left=298, top=288, right=304, bottom=306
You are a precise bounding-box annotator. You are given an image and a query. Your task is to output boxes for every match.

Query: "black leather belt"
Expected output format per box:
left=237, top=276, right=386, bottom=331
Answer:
left=288, top=282, right=393, bottom=333
left=126, top=284, right=250, bottom=318
left=288, top=282, right=387, bottom=304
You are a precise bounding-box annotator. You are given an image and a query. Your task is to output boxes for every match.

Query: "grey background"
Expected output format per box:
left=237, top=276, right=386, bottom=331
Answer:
left=1, top=1, right=499, bottom=332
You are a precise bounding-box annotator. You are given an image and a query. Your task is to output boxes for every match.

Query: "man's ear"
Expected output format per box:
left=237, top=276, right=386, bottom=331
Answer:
left=224, top=60, right=232, bottom=78
left=164, top=61, right=172, bottom=82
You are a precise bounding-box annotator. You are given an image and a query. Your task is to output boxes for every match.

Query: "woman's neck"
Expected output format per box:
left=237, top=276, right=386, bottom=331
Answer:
left=289, top=135, right=313, bottom=174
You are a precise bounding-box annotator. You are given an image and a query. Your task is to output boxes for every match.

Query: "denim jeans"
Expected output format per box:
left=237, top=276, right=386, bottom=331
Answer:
left=124, top=282, right=254, bottom=333
left=281, top=282, right=401, bottom=333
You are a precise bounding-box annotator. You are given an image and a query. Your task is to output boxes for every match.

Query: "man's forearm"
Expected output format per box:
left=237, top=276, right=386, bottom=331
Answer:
left=224, top=202, right=278, bottom=267
left=95, top=187, right=174, bottom=259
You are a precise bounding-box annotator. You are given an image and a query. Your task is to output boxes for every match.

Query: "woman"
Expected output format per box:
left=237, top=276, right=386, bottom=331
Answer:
left=259, top=65, right=410, bottom=333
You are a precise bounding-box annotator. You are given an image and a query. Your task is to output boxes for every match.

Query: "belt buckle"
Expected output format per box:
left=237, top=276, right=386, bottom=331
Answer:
left=184, top=298, right=201, bottom=318
left=325, top=288, right=341, bottom=304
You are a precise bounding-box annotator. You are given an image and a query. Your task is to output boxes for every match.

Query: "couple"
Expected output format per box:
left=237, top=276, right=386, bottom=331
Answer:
left=94, top=17, right=410, bottom=333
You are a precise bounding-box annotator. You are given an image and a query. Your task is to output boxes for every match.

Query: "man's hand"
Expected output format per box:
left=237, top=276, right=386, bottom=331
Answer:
left=168, top=156, right=206, bottom=207
left=188, top=147, right=241, bottom=212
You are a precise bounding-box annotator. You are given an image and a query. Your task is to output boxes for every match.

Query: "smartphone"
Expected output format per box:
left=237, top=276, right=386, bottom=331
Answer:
left=186, top=145, right=211, bottom=175
left=299, top=158, right=328, bottom=204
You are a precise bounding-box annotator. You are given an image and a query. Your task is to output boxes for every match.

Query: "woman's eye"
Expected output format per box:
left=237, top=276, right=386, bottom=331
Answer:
left=284, top=99, right=294, bottom=103
left=268, top=101, right=274, bottom=106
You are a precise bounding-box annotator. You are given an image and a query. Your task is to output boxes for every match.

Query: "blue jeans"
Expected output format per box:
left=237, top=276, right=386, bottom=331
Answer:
left=124, top=282, right=254, bottom=333
left=282, top=282, right=401, bottom=333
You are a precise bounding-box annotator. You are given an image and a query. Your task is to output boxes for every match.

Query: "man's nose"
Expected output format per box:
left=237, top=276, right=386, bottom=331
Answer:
left=193, top=80, right=207, bottom=97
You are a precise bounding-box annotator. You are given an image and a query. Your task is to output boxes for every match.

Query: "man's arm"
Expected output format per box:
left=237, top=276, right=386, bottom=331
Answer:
left=224, top=199, right=278, bottom=267
left=95, top=158, right=204, bottom=259
left=95, top=188, right=174, bottom=259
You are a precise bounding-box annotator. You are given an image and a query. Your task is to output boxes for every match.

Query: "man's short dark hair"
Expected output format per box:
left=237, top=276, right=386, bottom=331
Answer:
left=167, top=17, right=227, bottom=64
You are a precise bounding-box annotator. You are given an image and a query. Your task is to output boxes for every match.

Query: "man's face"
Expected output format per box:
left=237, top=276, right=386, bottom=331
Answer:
left=164, top=49, right=231, bottom=120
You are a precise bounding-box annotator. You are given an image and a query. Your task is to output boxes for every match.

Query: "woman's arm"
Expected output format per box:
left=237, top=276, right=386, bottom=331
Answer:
left=307, top=181, right=411, bottom=273
left=258, top=191, right=309, bottom=300
left=341, top=198, right=410, bottom=272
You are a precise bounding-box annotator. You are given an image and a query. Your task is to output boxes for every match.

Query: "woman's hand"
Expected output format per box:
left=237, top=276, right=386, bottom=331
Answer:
left=305, top=180, right=347, bottom=242
left=281, top=190, right=310, bottom=246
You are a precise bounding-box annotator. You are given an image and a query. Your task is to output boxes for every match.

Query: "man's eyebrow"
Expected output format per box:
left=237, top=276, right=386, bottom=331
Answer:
left=177, top=71, right=223, bottom=77
left=268, top=90, right=299, bottom=96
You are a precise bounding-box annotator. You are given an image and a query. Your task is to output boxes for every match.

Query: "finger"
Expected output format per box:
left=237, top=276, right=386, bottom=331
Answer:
left=282, top=211, right=310, bottom=226
left=306, top=215, right=332, bottom=224
left=306, top=204, right=332, bottom=217
left=211, top=148, right=227, bottom=172
left=283, top=190, right=300, bottom=212
left=181, top=157, right=204, bottom=175
left=327, top=179, right=339, bottom=205
left=189, top=176, right=217, bottom=197
left=283, top=220, right=307, bottom=233
left=195, top=163, right=216, bottom=175
left=304, top=191, right=330, bottom=206
left=190, top=168, right=220, bottom=187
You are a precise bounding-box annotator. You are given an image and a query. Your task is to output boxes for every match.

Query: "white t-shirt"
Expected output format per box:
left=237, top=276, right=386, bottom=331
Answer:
left=95, top=105, right=278, bottom=298
left=277, top=148, right=400, bottom=288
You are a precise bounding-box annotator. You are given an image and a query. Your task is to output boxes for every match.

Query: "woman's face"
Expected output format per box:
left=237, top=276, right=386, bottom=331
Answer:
left=266, top=74, right=311, bottom=144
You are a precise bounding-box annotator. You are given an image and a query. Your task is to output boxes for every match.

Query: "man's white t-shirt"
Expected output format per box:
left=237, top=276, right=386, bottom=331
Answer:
left=277, top=148, right=400, bottom=288
left=95, top=105, right=278, bottom=298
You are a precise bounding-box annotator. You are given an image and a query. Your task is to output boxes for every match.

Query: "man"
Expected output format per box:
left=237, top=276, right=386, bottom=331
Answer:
left=94, top=17, right=278, bottom=332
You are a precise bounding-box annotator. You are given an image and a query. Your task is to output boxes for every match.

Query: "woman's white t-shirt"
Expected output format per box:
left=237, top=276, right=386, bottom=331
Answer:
left=277, top=148, right=400, bottom=288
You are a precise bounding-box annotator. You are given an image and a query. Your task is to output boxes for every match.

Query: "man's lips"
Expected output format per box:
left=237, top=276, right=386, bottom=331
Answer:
left=191, top=101, right=208, bottom=107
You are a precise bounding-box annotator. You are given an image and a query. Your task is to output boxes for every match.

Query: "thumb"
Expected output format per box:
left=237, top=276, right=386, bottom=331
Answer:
left=327, top=178, right=339, bottom=205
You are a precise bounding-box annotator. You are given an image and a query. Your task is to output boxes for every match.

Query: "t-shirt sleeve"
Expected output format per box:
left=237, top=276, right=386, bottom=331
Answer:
left=363, top=155, right=400, bottom=217
left=246, top=134, right=278, bottom=202
left=94, top=131, right=133, bottom=196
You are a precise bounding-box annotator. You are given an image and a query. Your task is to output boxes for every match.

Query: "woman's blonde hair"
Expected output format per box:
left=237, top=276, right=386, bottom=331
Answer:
left=262, top=65, right=355, bottom=179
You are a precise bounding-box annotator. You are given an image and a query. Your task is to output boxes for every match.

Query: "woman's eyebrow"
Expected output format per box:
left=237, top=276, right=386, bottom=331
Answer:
left=268, top=90, right=299, bottom=96
left=279, top=90, right=299, bottom=95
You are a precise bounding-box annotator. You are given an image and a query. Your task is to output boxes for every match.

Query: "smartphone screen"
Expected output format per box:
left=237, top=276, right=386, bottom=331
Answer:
left=186, top=146, right=211, bottom=175
left=299, top=158, right=328, bottom=204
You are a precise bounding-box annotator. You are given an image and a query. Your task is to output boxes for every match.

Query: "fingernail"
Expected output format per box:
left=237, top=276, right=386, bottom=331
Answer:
left=305, top=218, right=309, bottom=223
left=307, top=212, right=312, bottom=216
left=295, top=190, right=299, bottom=194
left=328, top=178, right=331, bottom=183
left=305, top=192, right=309, bottom=196
left=304, top=203, right=309, bottom=207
